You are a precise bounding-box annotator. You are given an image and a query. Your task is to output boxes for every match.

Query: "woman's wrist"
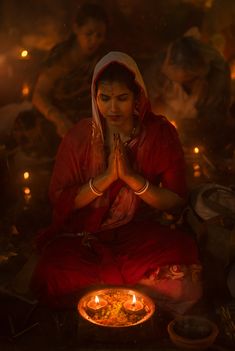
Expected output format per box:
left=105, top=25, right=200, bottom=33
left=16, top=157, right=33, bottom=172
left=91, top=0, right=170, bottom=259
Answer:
left=91, top=172, right=115, bottom=194
left=89, top=178, right=103, bottom=196
left=123, top=173, right=149, bottom=194
left=134, top=179, right=150, bottom=195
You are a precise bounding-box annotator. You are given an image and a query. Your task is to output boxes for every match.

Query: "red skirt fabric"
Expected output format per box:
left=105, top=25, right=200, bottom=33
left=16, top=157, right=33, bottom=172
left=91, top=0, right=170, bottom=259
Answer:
left=31, top=221, right=200, bottom=309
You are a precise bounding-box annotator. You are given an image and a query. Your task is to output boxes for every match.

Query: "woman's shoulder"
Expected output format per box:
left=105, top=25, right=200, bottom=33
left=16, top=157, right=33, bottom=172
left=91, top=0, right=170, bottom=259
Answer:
left=144, top=113, right=181, bottom=146
left=146, top=112, right=176, bottom=133
left=43, top=36, right=76, bottom=68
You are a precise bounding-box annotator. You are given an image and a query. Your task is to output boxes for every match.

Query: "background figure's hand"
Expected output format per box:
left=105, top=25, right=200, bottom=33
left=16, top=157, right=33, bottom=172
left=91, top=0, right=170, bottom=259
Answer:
left=55, top=115, right=73, bottom=138
left=47, top=108, right=73, bottom=137
left=116, top=134, right=133, bottom=181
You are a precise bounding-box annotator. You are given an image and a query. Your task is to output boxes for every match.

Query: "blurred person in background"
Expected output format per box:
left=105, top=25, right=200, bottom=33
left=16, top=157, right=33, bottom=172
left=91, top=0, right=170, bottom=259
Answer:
left=32, top=2, right=108, bottom=138
left=143, top=34, right=231, bottom=155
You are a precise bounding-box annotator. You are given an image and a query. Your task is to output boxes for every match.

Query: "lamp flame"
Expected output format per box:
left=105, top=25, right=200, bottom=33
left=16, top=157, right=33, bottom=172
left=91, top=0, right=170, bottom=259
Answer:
left=132, top=294, right=136, bottom=305
left=95, top=295, right=99, bottom=304
left=23, top=187, right=31, bottom=195
left=193, top=163, right=200, bottom=170
left=21, top=50, right=29, bottom=58
left=22, top=83, right=30, bottom=96
left=194, top=147, right=200, bottom=154
left=23, top=172, right=30, bottom=180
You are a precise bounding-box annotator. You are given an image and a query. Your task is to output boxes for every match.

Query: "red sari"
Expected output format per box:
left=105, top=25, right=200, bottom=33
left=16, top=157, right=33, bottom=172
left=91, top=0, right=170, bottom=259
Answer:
left=31, top=52, right=202, bottom=313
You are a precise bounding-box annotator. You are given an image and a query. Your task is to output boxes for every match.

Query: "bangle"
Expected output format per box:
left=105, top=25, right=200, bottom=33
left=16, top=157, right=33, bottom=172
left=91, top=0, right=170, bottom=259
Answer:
left=134, top=179, right=150, bottom=196
left=89, top=178, right=103, bottom=197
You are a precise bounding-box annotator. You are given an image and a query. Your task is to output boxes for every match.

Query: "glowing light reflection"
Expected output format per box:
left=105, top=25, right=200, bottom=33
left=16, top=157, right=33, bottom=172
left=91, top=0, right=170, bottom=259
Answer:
left=23, top=171, right=30, bottom=180
left=23, top=187, right=31, bottom=195
left=21, top=50, right=29, bottom=58
left=22, top=84, right=30, bottom=96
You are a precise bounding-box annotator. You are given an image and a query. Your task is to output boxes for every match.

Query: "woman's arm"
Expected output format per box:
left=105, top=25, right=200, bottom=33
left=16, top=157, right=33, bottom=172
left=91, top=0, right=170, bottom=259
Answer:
left=32, top=66, right=73, bottom=137
left=116, top=133, right=186, bottom=211
left=74, top=134, right=119, bottom=209
left=74, top=171, right=114, bottom=209
left=122, top=172, right=185, bottom=210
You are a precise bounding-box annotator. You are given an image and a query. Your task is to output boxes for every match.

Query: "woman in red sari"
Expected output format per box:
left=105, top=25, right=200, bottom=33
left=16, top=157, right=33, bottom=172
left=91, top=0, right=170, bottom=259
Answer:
left=31, top=51, right=202, bottom=314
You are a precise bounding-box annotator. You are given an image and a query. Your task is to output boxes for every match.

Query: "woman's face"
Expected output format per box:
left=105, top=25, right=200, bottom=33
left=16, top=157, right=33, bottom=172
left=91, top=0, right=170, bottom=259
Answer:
left=96, top=81, right=136, bottom=129
left=74, top=19, right=106, bottom=56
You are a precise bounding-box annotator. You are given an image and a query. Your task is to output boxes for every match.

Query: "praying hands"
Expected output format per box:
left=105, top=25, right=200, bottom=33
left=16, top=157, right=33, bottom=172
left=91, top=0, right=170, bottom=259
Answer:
left=107, top=133, right=133, bottom=183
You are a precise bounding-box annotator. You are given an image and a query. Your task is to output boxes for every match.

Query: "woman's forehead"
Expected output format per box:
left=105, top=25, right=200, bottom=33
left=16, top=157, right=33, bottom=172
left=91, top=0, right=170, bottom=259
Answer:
left=97, top=81, right=133, bottom=94
left=78, top=18, right=106, bottom=32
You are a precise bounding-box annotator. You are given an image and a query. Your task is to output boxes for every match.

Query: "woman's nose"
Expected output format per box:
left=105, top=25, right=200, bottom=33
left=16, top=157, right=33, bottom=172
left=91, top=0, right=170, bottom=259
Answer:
left=90, top=34, right=101, bottom=47
left=110, top=99, right=119, bottom=112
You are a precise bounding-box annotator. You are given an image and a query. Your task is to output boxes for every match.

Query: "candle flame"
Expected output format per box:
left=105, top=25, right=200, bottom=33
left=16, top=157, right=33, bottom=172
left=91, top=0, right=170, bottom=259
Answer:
left=23, top=187, right=31, bottom=195
left=132, top=294, right=136, bottom=305
left=194, top=171, right=201, bottom=178
left=95, top=295, right=99, bottom=304
left=22, top=83, right=30, bottom=96
left=194, top=147, right=200, bottom=154
left=205, top=0, right=214, bottom=8
left=23, top=171, right=30, bottom=180
left=193, top=163, right=200, bottom=171
left=21, top=50, right=29, bottom=58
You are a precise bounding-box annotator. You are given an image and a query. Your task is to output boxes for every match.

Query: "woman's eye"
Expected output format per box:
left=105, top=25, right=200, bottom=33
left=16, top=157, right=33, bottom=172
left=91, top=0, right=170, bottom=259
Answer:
left=100, top=95, right=109, bottom=102
left=118, top=95, right=128, bottom=101
left=84, top=31, right=93, bottom=37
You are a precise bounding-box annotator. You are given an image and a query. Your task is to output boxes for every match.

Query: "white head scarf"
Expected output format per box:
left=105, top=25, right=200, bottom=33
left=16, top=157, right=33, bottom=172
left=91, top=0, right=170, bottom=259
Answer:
left=91, top=51, right=149, bottom=141
left=88, top=52, right=150, bottom=229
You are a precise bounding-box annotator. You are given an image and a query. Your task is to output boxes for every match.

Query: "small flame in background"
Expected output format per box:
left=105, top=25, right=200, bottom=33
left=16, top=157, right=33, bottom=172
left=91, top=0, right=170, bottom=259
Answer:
left=20, top=50, right=29, bottom=58
left=193, top=163, right=200, bottom=171
left=22, top=83, right=30, bottom=97
left=23, top=171, right=30, bottom=180
left=132, top=294, right=136, bottom=305
left=194, top=170, right=201, bottom=178
left=95, top=295, right=99, bottom=304
left=205, top=0, right=214, bottom=8
left=194, top=147, right=200, bottom=154
left=23, top=186, right=32, bottom=205
left=23, top=187, right=31, bottom=195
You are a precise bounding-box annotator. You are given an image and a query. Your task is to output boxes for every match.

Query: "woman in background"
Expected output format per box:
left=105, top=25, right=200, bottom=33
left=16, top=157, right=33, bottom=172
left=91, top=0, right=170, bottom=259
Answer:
left=32, top=2, right=108, bottom=138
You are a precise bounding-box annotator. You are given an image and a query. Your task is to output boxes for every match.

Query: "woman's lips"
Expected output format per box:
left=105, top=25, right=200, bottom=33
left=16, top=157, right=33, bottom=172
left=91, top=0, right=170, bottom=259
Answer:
left=108, top=115, right=121, bottom=121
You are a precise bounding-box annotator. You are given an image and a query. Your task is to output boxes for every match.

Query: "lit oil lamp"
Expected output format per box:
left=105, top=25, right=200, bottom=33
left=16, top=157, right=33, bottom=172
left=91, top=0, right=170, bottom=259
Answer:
left=123, top=294, right=144, bottom=314
left=86, top=295, right=107, bottom=312
left=23, top=186, right=32, bottom=204
left=193, top=163, right=200, bottom=171
left=20, top=49, right=29, bottom=59
left=193, top=147, right=200, bottom=154
left=22, top=83, right=30, bottom=97
left=193, top=170, right=201, bottom=178
left=23, top=171, right=30, bottom=180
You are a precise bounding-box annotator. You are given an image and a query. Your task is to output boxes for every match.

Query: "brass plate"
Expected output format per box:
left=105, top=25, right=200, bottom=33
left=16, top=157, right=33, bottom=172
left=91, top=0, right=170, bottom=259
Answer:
left=77, top=287, right=155, bottom=328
